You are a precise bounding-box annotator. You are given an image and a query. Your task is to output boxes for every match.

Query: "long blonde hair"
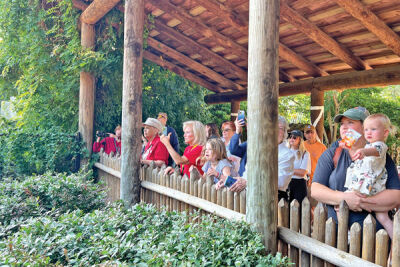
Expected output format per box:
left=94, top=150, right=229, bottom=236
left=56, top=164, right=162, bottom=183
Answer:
left=183, top=120, right=206, bottom=146
left=289, top=137, right=307, bottom=160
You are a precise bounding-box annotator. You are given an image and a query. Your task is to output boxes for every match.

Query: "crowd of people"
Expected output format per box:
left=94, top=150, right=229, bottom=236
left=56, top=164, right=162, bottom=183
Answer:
left=93, top=107, right=400, bottom=236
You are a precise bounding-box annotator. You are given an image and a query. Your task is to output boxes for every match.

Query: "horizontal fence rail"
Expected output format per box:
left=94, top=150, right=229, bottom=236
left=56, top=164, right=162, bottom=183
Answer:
left=94, top=151, right=400, bottom=267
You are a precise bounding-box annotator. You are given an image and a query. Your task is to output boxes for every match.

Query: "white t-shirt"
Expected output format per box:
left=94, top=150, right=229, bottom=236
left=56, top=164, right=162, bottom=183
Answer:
left=278, top=141, right=295, bottom=191
left=290, top=148, right=311, bottom=180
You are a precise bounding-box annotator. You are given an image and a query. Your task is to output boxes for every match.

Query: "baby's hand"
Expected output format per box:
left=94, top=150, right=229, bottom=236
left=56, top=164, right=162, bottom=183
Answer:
left=352, top=148, right=365, bottom=161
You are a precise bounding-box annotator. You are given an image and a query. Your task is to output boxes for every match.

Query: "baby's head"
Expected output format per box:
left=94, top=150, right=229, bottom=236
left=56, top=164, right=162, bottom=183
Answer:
left=205, top=138, right=227, bottom=162
left=363, top=114, right=396, bottom=143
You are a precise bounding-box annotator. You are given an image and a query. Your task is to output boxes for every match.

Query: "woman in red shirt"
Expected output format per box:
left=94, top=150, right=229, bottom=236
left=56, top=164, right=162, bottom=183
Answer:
left=161, top=120, right=206, bottom=178
left=141, top=118, right=169, bottom=167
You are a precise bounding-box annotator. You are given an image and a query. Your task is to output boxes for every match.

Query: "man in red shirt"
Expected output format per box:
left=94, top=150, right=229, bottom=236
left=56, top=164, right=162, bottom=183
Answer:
left=92, top=125, right=121, bottom=156
left=141, top=118, right=169, bottom=166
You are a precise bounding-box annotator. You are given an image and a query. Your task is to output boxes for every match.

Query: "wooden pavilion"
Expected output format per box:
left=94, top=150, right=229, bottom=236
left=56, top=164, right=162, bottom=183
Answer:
left=73, top=0, right=400, bottom=254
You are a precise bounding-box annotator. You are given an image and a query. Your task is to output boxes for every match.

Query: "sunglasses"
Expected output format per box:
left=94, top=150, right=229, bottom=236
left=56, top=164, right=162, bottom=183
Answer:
left=289, top=136, right=299, bottom=140
left=305, top=130, right=314, bottom=134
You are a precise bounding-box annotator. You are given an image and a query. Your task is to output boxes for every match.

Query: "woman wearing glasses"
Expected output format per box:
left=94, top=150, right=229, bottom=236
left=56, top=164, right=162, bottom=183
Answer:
left=288, top=130, right=311, bottom=203
left=221, top=121, right=241, bottom=174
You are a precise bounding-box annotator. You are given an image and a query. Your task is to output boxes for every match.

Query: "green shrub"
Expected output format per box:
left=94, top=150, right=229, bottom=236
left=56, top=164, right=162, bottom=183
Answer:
left=0, top=171, right=106, bottom=231
left=0, top=204, right=291, bottom=266
left=0, top=127, right=85, bottom=177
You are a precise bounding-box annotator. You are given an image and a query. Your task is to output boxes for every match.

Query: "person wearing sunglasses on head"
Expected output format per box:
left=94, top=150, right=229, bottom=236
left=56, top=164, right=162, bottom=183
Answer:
left=303, top=125, right=326, bottom=187
left=288, top=130, right=311, bottom=204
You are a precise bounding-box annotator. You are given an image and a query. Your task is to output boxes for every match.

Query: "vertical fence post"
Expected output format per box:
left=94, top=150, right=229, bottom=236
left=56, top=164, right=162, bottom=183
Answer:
left=362, top=214, right=376, bottom=263
left=349, top=222, right=362, bottom=257
left=393, top=210, right=400, bottom=266
left=375, top=229, right=389, bottom=267
left=312, top=202, right=326, bottom=267
left=325, top=218, right=336, bottom=267
left=301, top=198, right=311, bottom=267
left=278, top=199, right=289, bottom=256
left=289, top=200, right=300, bottom=266
left=337, top=201, right=349, bottom=252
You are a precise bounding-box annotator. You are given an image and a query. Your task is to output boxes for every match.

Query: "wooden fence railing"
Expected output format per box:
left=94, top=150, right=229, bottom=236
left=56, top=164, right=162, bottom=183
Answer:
left=94, top=151, right=400, bottom=267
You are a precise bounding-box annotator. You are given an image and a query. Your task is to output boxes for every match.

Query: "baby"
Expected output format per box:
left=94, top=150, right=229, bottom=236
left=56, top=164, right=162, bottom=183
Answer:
left=344, top=114, right=396, bottom=238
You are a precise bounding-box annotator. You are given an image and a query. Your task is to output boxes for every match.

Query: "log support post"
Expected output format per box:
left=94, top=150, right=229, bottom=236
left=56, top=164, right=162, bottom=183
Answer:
left=310, top=88, right=324, bottom=140
left=246, top=0, right=279, bottom=253
left=230, top=100, right=240, bottom=121
left=79, top=22, right=96, bottom=166
left=120, top=0, right=144, bottom=205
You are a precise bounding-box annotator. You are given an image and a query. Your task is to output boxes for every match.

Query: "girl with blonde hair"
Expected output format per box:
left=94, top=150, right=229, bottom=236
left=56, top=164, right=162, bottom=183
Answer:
left=288, top=130, right=311, bottom=203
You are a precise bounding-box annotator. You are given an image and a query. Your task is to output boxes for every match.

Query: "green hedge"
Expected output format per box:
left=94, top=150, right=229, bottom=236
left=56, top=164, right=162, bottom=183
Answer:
left=1, top=204, right=291, bottom=266
left=0, top=171, right=106, bottom=230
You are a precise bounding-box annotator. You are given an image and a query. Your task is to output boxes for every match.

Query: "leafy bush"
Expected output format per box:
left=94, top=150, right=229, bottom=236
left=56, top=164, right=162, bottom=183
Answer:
left=0, top=171, right=106, bottom=230
left=0, top=204, right=291, bottom=266
left=0, top=126, right=85, bottom=177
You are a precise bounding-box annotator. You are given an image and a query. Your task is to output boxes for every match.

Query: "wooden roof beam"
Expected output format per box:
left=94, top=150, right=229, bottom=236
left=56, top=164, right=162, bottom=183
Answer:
left=334, top=0, right=400, bottom=57
left=279, top=70, right=297, bottom=83
left=80, top=0, right=120, bottom=25
left=153, top=20, right=247, bottom=81
left=144, top=51, right=224, bottom=93
left=192, top=0, right=248, bottom=32
left=279, top=43, right=328, bottom=77
left=204, top=65, right=400, bottom=104
left=147, top=37, right=245, bottom=91
left=280, top=0, right=371, bottom=71
left=147, top=0, right=248, bottom=60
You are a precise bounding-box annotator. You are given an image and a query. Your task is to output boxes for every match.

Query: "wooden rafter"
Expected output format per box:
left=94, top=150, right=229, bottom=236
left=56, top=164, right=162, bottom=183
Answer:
left=192, top=0, right=248, bottom=32
left=192, top=0, right=327, bottom=78
left=147, top=0, right=248, bottom=60
left=279, top=70, right=297, bottom=83
left=280, top=0, right=371, bottom=71
left=143, top=51, right=224, bottom=93
left=279, top=43, right=328, bottom=77
left=80, top=0, right=120, bottom=25
left=153, top=20, right=247, bottom=81
left=204, top=65, right=400, bottom=104
left=335, top=0, right=400, bottom=57
left=147, top=37, right=245, bottom=91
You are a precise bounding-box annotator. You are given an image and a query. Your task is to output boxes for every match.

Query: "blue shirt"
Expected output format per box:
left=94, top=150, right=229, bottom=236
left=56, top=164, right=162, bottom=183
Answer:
left=167, top=125, right=179, bottom=166
left=229, top=133, right=247, bottom=176
left=313, top=141, right=400, bottom=229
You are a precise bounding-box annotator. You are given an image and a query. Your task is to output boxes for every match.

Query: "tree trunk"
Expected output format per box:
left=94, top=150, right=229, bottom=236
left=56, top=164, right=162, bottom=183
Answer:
left=246, top=0, right=279, bottom=254
left=120, top=0, right=144, bottom=206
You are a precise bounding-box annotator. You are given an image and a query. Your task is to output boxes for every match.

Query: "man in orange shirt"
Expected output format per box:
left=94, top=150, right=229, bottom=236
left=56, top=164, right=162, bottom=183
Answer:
left=303, top=125, right=326, bottom=186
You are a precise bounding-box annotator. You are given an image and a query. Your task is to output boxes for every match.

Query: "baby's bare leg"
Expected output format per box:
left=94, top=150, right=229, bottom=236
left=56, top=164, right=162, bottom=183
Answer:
left=376, top=212, right=393, bottom=239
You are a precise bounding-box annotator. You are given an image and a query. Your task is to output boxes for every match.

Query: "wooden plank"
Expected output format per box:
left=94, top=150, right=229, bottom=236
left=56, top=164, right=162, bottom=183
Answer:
left=278, top=199, right=289, bottom=256
left=280, top=0, right=370, bottom=71
left=204, top=65, right=400, bottom=104
left=147, top=0, right=248, bottom=60
left=312, top=202, right=326, bottom=267
left=301, top=198, right=311, bottom=267
left=153, top=20, right=247, bottom=81
left=289, top=200, right=300, bottom=266
left=335, top=0, right=400, bottom=57
left=141, top=181, right=245, bottom=221
left=375, top=229, right=389, bottom=267
left=148, top=37, right=245, bottom=90
left=325, top=218, right=337, bottom=267
left=349, top=222, right=362, bottom=257
left=392, top=211, right=400, bottom=266
left=279, top=43, right=328, bottom=77
left=143, top=50, right=223, bottom=93
left=362, top=214, right=376, bottom=263
left=246, top=0, right=279, bottom=254
left=80, top=0, right=121, bottom=25
left=278, top=227, right=380, bottom=267
left=337, top=200, right=349, bottom=252
left=120, top=0, right=143, bottom=205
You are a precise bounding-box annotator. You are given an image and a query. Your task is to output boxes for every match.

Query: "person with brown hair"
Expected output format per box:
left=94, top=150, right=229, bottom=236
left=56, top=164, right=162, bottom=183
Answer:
left=303, top=124, right=326, bottom=186
left=205, top=123, right=220, bottom=140
left=157, top=112, right=179, bottom=166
